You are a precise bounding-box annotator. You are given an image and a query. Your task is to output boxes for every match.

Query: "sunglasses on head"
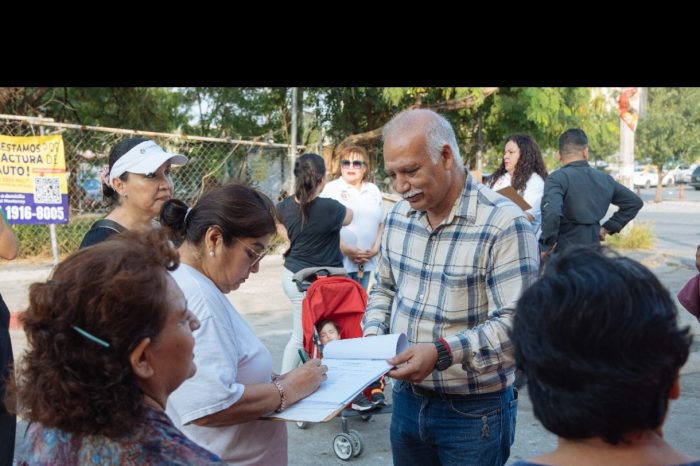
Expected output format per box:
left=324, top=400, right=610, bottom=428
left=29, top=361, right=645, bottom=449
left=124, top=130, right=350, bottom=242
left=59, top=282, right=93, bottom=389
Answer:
left=340, top=160, right=365, bottom=169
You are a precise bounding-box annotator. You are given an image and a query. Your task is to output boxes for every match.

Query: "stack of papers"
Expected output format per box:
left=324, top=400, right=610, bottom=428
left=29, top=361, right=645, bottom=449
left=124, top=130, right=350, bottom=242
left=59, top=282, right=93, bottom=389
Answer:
left=263, top=333, right=407, bottom=423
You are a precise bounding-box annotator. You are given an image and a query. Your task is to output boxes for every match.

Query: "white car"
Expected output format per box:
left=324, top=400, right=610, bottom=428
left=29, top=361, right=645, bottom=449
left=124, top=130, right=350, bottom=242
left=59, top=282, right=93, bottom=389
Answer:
left=633, top=165, right=674, bottom=188
left=676, top=164, right=698, bottom=184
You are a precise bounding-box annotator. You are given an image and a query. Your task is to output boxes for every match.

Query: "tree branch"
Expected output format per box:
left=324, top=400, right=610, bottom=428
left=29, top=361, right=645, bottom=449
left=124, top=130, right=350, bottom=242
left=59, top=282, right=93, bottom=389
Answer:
left=336, top=87, right=498, bottom=147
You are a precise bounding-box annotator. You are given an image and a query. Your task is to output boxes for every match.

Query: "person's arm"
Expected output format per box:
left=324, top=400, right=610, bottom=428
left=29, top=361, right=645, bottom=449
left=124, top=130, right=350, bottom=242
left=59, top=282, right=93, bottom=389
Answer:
left=369, top=222, right=383, bottom=256
left=388, top=218, right=540, bottom=382
left=192, top=360, right=327, bottom=427
left=354, top=222, right=384, bottom=264
left=362, top=224, right=393, bottom=336
left=601, top=181, right=643, bottom=234
left=276, top=222, right=289, bottom=242
left=538, top=174, right=565, bottom=257
left=340, top=239, right=364, bottom=264
left=522, top=174, right=544, bottom=227
left=0, top=213, right=19, bottom=260
left=342, top=207, right=353, bottom=226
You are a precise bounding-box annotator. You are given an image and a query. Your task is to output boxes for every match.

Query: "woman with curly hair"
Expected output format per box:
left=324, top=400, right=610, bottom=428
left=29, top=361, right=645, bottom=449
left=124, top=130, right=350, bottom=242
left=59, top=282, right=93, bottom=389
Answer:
left=0, top=212, right=19, bottom=466
left=13, top=229, right=221, bottom=464
left=489, top=134, right=548, bottom=237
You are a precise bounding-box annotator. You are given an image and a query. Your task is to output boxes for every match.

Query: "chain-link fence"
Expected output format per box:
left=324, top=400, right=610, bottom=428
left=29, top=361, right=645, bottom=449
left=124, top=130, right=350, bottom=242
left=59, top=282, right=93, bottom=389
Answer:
left=1, top=115, right=311, bottom=258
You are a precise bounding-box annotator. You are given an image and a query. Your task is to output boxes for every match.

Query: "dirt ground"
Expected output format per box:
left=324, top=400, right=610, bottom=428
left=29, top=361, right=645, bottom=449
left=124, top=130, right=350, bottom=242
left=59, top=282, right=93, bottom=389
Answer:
left=4, top=248, right=700, bottom=464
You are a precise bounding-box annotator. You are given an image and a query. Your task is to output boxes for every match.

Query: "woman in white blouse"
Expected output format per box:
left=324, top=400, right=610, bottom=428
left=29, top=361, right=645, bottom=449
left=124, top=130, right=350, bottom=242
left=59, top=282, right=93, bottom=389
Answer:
left=489, top=134, right=548, bottom=238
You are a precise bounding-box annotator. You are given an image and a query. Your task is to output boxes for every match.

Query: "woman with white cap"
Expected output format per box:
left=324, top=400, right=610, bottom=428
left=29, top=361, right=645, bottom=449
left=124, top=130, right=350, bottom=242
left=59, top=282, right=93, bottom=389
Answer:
left=79, top=137, right=188, bottom=249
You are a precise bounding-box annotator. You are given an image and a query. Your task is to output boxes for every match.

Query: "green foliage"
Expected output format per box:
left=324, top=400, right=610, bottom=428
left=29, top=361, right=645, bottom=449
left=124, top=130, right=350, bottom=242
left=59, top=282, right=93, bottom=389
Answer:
left=64, top=88, right=189, bottom=132
left=603, top=223, right=655, bottom=249
left=13, top=216, right=98, bottom=257
left=310, top=87, right=394, bottom=143
left=483, top=88, right=618, bottom=157
left=0, top=87, right=190, bottom=132
left=637, top=87, right=700, bottom=168
left=179, top=87, right=291, bottom=141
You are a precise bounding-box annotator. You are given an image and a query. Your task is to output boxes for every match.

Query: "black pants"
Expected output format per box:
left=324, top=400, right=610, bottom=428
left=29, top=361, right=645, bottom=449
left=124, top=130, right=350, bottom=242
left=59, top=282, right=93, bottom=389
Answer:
left=0, top=294, right=15, bottom=466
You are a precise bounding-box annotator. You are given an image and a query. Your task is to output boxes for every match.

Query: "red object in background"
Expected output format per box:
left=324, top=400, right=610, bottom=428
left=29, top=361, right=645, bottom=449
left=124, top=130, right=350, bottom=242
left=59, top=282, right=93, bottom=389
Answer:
left=301, top=275, right=368, bottom=359
left=619, top=87, right=640, bottom=132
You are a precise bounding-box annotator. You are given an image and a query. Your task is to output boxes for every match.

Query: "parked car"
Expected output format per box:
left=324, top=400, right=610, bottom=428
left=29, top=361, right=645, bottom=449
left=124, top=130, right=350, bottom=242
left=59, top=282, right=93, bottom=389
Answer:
left=677, top=164, right=698, bottom=184
left=690, top=165, right=700, bottom=190
left=633, top=165, right=674, bottom=188
left=661, top=163, right=696, bottom=186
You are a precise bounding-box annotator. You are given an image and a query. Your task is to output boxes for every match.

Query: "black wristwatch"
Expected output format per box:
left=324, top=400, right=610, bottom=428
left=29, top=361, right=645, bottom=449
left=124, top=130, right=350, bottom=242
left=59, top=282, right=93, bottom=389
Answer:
left=434, top=339, right=453, bottom=371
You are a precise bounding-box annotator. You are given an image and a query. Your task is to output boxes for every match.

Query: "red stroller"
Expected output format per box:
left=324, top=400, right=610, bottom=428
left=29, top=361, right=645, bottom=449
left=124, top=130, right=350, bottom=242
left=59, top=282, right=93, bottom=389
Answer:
left=292, top=266, right=388, bottom=461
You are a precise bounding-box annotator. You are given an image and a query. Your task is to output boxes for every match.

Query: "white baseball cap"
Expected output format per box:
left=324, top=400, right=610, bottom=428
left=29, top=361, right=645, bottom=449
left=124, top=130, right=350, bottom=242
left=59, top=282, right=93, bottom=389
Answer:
left=108, top=140, right=188, bottom=187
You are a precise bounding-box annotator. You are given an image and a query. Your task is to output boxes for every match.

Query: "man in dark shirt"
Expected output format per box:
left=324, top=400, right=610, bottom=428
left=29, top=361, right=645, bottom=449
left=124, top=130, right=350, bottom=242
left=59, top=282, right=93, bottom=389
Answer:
left=539, top=128, right=643, bottom=259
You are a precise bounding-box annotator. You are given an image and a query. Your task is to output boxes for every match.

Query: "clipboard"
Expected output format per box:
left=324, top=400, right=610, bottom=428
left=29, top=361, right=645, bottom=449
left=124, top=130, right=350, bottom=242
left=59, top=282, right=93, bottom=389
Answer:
left=497, top=186, right=531, bottom=211
left=261, top=333, right=408, bottom=423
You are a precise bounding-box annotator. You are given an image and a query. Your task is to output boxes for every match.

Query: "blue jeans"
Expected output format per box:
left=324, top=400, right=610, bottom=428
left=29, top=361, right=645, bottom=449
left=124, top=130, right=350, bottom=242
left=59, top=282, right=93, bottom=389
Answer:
left=347, top=270, right=371, bottom=289
left=390, top=380, right=518, bottom=466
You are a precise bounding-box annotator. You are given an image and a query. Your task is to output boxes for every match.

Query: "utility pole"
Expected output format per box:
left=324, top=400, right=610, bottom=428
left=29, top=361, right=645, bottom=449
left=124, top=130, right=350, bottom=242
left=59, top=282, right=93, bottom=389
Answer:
left=289, top=87, right=298, bottom=194
left=619, top=87, right=642, bottom=190
left=619, top=118, right=635, bottom=190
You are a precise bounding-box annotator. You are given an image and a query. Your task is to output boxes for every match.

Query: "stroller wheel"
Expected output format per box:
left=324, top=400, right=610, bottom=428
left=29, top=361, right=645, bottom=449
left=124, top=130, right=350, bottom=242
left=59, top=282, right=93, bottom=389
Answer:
left=360, top=414, right=372, bottom=422
left=347, top=429, right=364, bottom=457
left=295, top=421, right=308, bottom=429
left=333, top=433, right=355, bottom=460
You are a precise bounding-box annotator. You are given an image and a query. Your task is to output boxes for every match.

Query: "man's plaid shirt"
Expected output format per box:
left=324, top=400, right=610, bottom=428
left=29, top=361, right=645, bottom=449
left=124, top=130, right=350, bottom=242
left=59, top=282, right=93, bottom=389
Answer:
left=363, top=174, right=539, bottom=395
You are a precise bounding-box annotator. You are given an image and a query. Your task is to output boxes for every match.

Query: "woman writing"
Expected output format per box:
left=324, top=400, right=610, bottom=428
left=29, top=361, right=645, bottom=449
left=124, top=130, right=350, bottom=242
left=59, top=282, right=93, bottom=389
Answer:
left=80, top=137, right=187, bottom=248
left=161, top=184, right=327, bottom=465
left=489, top=134, right=547, bottom=237
left=14, top=230, right=220, bottom=464
left=276, top=153, right=352, bottom=373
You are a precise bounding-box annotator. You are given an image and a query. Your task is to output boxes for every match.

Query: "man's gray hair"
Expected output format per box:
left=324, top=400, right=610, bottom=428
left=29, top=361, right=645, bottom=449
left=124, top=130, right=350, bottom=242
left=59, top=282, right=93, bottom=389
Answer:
left=383, top=109, right=463, bottom=168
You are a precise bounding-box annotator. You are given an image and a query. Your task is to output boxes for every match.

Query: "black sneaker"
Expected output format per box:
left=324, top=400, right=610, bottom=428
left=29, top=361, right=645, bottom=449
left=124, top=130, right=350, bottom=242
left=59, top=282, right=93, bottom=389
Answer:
left=370, top=392, right=386, bottom=407
left=351, top=394, right=374, bottom=412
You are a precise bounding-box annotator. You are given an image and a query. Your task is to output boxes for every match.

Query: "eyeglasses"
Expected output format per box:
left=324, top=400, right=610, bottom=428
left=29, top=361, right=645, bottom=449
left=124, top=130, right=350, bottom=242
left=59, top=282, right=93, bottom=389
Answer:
left=234, top=237, right=267, bottom=267
left=340, top=160, right=365, bottom=169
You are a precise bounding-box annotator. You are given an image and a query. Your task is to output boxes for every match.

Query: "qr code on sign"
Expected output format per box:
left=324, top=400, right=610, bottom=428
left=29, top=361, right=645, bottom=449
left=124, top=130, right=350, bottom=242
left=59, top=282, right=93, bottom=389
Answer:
left=33, top=177, right=62, bottom=204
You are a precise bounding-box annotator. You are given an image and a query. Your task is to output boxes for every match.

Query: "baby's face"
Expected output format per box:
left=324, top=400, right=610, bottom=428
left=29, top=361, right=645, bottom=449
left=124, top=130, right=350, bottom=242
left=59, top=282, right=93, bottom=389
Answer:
left=319, top=323, right=340, bottom=346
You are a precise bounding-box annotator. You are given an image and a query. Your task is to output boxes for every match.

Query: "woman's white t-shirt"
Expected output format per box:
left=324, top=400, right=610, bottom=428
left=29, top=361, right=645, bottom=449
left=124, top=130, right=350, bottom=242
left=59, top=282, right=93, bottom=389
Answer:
left=321, top=178, right=384, bottom=272
left=166, top=263, right=287, bottom=466
left=491, top=172, right=545, bottom=238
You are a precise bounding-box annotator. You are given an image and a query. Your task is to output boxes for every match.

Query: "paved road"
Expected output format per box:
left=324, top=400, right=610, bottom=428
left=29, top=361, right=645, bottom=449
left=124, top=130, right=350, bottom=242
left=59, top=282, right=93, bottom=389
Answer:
left=5, top=198, right=700, bottom=464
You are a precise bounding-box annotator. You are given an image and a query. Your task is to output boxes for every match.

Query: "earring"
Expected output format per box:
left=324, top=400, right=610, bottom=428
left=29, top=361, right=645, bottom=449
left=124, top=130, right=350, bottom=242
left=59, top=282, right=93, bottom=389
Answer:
left=208, top=251, right=214, bottom=257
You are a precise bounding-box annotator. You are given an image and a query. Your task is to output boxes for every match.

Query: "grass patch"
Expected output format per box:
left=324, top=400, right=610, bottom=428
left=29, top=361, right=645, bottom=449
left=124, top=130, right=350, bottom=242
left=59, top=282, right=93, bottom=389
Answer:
left=604, top=222, right=655, bottom=249
left=13, top=215, right=101, bottom=258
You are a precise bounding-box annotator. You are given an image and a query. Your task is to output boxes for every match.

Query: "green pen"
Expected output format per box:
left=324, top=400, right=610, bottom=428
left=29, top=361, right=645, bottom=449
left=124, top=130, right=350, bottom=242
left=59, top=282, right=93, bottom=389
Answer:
left=297, top=348, right=309, bottom=363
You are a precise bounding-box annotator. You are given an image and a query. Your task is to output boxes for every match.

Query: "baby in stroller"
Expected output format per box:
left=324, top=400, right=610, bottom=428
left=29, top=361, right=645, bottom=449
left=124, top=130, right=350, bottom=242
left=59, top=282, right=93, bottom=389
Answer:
left=316, top=319, right=386, bottom=412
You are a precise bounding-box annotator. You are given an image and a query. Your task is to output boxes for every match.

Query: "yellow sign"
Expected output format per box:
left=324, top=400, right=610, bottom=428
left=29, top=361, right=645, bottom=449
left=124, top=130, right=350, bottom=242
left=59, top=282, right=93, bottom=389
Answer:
left=0, top=134, right=69, bottom=224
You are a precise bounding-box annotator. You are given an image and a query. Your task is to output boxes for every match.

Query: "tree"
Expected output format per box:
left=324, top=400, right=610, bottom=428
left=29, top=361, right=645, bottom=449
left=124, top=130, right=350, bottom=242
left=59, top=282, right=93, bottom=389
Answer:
left=636, top=87, right=700, bottom=202
left=481, top=88, right=618, bottom=171
left=179, top=87, right=291, bottom=140
left=0, top=87, right=189, bottom=132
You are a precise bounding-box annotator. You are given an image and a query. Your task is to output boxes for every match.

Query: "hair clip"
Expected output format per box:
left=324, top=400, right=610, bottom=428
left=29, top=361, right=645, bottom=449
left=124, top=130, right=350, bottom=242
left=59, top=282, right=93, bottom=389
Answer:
left=71, top=325, right=110, bottom=348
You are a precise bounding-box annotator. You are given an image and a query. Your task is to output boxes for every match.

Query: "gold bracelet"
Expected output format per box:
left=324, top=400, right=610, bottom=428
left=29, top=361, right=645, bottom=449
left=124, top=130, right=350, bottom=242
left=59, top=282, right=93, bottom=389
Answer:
left=272, top=379, right=287, bottom=413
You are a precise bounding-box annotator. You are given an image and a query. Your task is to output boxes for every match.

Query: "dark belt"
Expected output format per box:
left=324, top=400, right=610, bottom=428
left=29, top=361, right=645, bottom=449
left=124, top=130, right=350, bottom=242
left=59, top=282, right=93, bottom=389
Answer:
left=408, top=383, right=470, bottom=400
left=407, top=383, right=511, bottom=401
